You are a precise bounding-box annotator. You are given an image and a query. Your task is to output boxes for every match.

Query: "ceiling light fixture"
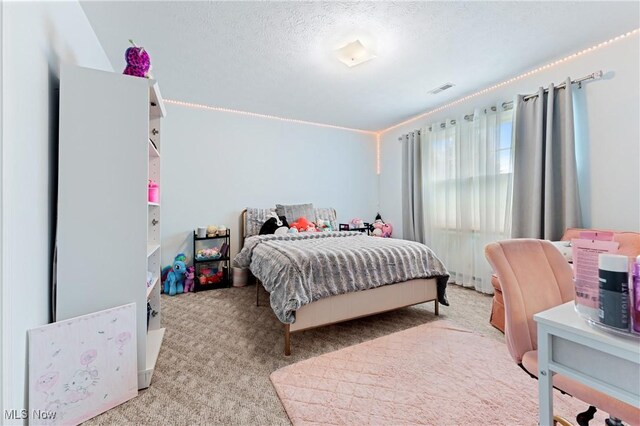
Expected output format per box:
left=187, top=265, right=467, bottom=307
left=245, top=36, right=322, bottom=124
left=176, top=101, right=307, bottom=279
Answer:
left=335, top=40, right=376, bottom=67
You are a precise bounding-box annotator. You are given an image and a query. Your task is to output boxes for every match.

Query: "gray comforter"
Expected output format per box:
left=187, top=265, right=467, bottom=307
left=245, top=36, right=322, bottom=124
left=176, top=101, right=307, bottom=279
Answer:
left=233, top=231, right=450, bottom=323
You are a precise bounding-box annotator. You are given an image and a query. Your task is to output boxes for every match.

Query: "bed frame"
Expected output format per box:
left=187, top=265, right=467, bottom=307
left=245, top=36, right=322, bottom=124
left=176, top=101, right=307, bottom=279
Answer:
left=240, top=209, right=439, bottom=356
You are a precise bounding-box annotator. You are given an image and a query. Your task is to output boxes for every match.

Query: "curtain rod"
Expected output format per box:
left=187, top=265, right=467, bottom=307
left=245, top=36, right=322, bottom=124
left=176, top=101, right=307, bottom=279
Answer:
left=398, top=70, right=603, bottom=140
left=502, top=70, right=603, bottom=108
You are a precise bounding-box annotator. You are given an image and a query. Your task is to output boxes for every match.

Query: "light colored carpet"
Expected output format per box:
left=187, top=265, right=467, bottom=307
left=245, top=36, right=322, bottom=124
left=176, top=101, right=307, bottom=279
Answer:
left=270, top=320, right=607, bottom=425
left=83, top=284, right=548, bottom=425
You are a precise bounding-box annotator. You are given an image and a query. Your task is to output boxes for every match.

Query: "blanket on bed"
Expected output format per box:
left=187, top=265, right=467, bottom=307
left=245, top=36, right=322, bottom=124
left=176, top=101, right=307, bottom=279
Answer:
left=233, top=232, right=450, bottom=324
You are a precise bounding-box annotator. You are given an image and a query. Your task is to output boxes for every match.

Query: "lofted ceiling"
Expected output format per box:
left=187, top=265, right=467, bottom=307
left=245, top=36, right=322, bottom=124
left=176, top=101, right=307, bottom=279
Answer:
left=81, top=1, right=639, bottom=131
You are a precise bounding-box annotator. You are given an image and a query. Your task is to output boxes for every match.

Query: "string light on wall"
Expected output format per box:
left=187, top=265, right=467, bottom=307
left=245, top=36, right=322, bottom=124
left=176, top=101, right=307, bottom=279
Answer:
left=164, top=99, right=377, bottom=135
left=165, top=28, right=638, bottom=176
left=379, top=28, right=640, bottom=134
left=376, top=133, right=381, bottom=175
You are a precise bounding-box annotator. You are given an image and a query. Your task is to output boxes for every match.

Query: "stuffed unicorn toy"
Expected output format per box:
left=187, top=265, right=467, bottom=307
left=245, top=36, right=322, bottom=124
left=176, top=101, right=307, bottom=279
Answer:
left=162, top=257, right=187, bottom=296
left=183, top=266, right=195, bottom=293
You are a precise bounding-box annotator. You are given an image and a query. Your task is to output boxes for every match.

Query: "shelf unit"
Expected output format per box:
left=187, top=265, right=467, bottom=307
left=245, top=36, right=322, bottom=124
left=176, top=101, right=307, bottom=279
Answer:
left=193, top=230, right=231, bottom=291
left=56, top=65, right=166, bottom=389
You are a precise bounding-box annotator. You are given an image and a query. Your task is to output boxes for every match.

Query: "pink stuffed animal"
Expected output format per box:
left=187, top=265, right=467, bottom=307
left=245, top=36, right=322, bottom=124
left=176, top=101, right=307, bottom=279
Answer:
left=372, top=220, right=384, bottom=236
left=371, top=213, right=392, bottom=237
left=350, top=218, right=365, bottom=229
left=184, top=266, right=195, bottom=292
left=382, top=223, right=393, bottom=238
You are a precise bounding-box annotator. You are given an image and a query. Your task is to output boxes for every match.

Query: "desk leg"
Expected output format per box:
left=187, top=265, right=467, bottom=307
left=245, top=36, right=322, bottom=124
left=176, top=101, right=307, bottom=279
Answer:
left=538, top=325, right=554, bottom=426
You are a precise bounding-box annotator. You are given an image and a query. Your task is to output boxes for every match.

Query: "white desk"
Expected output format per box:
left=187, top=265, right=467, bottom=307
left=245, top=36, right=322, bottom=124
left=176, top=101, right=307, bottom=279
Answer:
left=534, top=302, right=640, bottom=425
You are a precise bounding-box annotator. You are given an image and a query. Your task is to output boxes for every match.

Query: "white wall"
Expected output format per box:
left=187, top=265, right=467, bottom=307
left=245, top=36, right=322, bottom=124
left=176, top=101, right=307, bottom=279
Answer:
left=1, top=1, right=111, bottom=419
left=380, top=34, right=640, bottom=238
left=160, top=104, right=378, bottom=265
left=0, top=1, right=5, bottom=419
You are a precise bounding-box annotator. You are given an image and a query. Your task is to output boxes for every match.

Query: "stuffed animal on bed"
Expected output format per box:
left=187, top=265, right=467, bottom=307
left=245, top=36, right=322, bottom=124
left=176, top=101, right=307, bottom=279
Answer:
left=289, top=217, right=311, bottom=233
left=259, top=212, right=289, bottom=235
left=372, top=220, right=383, bottom=236
left=317, top=219, right=332, bottom=232
left=371, top=213, right=392, bottom=238
left=382, top=223, right=393, bottom=238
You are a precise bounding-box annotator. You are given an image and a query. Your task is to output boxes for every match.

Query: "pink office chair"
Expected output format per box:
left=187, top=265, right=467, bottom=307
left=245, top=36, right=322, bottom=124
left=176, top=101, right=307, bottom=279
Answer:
left=485, top=239, right=639, bottom=426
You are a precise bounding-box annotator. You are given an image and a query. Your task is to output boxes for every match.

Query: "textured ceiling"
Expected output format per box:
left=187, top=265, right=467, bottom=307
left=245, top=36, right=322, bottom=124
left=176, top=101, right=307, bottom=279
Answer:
left=81, top=1, right=639, bottom=131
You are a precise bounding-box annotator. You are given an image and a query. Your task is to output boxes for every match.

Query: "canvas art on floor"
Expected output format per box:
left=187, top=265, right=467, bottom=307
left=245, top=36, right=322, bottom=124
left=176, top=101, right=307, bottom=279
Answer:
left=28, top=303, right=138, bottom=426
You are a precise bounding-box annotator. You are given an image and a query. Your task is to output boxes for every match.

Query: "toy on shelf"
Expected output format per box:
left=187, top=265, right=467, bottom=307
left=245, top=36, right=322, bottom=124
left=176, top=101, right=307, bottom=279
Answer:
left=123, top=39, right=152, bottom=79
left=196, top=247, right=221, bottom=261
left=198, top=267, right=224, bottom=285
left=183, top=266, right=195, bottom=293
left=192, top=228, right=231, bottom=291
left=161, top=255, right=187, bottom=296
left=372, top=220, right=383, bottom=237
left=206, top=225, right=218, bottom=237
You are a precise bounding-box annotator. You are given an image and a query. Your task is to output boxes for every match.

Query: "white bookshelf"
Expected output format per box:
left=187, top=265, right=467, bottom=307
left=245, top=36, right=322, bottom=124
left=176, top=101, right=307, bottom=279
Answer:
left=56, top=64, right=166, bottom=389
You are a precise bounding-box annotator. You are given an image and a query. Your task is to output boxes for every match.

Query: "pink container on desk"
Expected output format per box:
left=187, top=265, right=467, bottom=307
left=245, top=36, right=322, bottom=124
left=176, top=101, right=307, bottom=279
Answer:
left=148, top=180, right=159, bottom=203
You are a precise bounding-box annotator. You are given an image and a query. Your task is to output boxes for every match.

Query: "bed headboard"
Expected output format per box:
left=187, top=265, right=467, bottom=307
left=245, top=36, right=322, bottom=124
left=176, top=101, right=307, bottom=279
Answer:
left=239, top=207, right=338, bottom=250
left=240, top=209, right=247, bottom=248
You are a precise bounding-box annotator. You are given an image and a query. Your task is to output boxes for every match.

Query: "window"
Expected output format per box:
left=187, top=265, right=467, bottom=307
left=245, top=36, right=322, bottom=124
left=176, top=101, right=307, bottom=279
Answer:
left=424, top=110, right=512, bottom=232
left=422, top=108, right=513, bottom=293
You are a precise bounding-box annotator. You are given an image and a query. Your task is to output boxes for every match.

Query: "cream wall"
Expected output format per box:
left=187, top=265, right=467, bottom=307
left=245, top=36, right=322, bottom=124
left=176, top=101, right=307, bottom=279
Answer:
left=160, top=104, right=378, bottom=265
left=379, top=34, right=640, bottom=238
left=1, top=1, right=112, bottom=419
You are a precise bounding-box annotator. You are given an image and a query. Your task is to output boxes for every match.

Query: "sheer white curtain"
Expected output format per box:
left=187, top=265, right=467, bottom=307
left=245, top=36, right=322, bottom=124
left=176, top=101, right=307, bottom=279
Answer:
left=422, top=107, right=513, bottom=293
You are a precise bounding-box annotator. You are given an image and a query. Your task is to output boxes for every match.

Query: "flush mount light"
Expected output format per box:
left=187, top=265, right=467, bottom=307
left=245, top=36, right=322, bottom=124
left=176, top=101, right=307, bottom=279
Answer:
left=335, top=40, right=376, bottom=67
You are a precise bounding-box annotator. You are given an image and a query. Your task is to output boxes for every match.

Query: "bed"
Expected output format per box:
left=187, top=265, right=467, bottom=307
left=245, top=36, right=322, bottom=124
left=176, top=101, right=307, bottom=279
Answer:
left=234, top=208, right=450, bottom=355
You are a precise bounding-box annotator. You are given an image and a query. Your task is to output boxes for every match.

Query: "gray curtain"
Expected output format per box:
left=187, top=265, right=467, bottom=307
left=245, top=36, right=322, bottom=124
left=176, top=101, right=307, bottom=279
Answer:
left=511, top=78, right=582, bottom=240
left=401, top=130, right=425, bottom=243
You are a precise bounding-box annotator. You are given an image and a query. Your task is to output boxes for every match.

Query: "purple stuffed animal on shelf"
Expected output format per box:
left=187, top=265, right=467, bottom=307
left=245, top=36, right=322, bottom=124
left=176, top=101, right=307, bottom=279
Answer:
left=123, top=39, right=151, bottom=78
left=184, top=266, right=195, bottom=293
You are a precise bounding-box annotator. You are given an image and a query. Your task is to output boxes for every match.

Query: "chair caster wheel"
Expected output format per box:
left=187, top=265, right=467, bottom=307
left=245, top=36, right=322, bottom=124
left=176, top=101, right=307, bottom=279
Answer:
left=554, top=415, right=573, bottom=426
left=576, top=406, right=597, bottom=426
left=605, top=418, right=623, bottom=426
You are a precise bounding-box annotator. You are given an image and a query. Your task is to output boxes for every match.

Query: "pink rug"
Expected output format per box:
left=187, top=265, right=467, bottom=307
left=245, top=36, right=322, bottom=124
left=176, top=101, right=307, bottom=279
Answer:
left=270, top=321, right=610, bottom=425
